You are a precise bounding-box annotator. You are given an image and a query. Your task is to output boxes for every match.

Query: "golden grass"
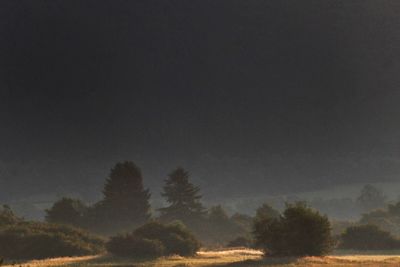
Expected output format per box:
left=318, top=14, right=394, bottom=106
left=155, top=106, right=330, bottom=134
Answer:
left=5, top=248, right=400, bottom=267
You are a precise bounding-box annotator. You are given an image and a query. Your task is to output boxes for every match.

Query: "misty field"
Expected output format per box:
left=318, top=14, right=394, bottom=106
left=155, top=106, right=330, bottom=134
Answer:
left=5, top=249, right=400, bottom=267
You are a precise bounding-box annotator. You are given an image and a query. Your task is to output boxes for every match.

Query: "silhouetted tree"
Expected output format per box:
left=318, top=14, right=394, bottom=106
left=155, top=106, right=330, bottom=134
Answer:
left=159, top=167, right=205, bottom=222
left=231, top=213, right=253, bottom=231
left=208, top=205, right=230, bottom=224
left=253, top=202, right=333, bottom=256
left=99, top=161, right=151, bottom=229
left=46, top=198, right=87, bottom=227
left=254, top=203, right=280, bottom=222
left=0, top=205, right=20, bottom=226
left=357, top=184, right=386, bottom=211
left=359, top=201, right=400, bottom=236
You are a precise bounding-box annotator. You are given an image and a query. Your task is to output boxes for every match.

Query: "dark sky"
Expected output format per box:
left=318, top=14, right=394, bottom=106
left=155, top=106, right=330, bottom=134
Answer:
left=1, top=0, right=400, bottom=202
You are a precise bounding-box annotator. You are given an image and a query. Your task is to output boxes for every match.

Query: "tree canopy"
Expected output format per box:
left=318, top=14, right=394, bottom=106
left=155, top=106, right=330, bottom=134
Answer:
left=159, top=167, right=205, bottom=221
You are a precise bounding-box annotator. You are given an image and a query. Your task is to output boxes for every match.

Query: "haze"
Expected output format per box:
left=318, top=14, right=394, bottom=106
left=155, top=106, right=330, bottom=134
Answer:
left=0, top=0, right=400, bottom=220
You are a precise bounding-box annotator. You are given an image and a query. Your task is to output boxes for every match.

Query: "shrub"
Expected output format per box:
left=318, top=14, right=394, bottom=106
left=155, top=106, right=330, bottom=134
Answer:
left=134, top=221, right=200, bottom=256
left=340, top=224, right=400, bottom=250
left=227, top=236, right=252, bottom=247
left=0, top=222, right=104, bottom=260
left=253, top=202, right=334, bottom=256
left=107, top=221, right=200, bottom=258
left=106, top=235, right=164, bottom=258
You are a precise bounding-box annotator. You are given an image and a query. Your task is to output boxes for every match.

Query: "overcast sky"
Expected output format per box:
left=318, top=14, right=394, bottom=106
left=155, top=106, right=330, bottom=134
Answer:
left=1, top=0, right=400, bottom=202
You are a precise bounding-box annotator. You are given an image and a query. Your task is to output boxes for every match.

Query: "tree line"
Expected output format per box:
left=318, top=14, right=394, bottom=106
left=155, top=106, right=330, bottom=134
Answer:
left=46, top=161, right=249, bottom=245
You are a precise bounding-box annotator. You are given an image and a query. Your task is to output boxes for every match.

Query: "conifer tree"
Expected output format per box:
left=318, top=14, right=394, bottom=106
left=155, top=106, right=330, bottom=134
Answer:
left=159, top=167, right=205, bottom=221
left=100, top=161, right=151, bottom=228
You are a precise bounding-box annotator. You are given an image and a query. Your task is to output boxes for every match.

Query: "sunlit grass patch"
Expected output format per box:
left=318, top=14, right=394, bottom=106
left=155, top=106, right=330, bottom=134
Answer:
left=5, top=249, right=400, bottom=267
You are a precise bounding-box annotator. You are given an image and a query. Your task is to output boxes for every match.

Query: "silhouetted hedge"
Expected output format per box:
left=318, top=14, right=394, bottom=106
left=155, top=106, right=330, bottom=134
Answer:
left=107, top=221, right=200, bottom=258
left=0, top=222, right=104, bottom=260
left=340, top=224, right=400, bottom=250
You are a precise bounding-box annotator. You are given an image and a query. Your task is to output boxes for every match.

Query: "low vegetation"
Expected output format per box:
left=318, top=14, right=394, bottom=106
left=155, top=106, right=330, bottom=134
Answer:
left=340, top=224, right=400, bottom=250
left=253, top=202, right=334, bottom=256
left=0, top=222, right=104, bottom=260
left=107, top=221, right=200, bottom=258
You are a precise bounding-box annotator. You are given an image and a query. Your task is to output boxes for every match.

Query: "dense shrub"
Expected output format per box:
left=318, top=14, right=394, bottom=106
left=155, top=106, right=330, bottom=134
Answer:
left=107, top=221, right=200, bottom=258
left=106, top=235, right=164, bottom=258
left=253, top=202, right=334, bottom=256
left=134, top=221, right=200, bottom=256
left=340, top=224, right=400, bottom=250
left=0, top=222, right=104, bottom=260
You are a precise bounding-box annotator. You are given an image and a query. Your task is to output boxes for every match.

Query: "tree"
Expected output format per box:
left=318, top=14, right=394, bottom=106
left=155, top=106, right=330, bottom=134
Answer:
left=0, top=205, right=20, bottom=227
left=340, top=224, right=400, bottom=250
left=357, top=184, right=386, bottom=211
left=253, top=202, right=333, bottom=256
left=254, top=203, right=280, bottom=222
left=253, top=203, right=280, bottom=249
left=159, top=167, right=205, bottom=222
left=45, top=198, right=87, bottom=227
left=99, top=161, right=151, bottom=229
left=208, top=205, right=230, bottom=224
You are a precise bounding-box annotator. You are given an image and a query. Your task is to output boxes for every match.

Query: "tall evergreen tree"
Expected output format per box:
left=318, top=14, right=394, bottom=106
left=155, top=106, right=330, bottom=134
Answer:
left=159, top=167, right=205, bottom=221
left=100, top=161, right=151, bottom=228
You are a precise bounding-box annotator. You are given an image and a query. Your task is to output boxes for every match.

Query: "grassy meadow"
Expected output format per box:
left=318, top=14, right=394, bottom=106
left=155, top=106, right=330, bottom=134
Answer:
left=4, top=249, right=400, bottom=267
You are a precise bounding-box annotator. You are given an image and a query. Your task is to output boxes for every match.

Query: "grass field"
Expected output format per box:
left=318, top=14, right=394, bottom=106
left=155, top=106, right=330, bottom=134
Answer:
left=4, top=249, right=400, bottom=267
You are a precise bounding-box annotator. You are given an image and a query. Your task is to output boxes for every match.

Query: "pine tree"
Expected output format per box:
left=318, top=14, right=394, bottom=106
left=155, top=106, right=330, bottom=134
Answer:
left=159, top=167, right=205, bottom=221
left=100, top=161, right=151, bottom=228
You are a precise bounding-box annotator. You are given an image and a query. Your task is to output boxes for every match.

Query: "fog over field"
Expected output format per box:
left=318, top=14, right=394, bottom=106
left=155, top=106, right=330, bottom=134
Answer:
left=0, top=0, right=400, bottom=221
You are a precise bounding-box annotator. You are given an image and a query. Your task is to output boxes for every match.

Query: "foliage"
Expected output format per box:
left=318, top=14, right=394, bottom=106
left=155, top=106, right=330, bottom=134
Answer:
left=357, top=184, right=386, bottom=212
left=254, top=204, right=280, bottom=222
left=45, top=198, right=87, bottom=227
left=359, top=201, right=400, bottom=237
left=252, top=203, right=281, bottom=250
left=106, top=235, right=164, bottom=258
left=0, top=205, right=20, bottom=227
left=95, top=161, right=151, bottom=231
left=340, top=224, right=400, bottom=250
left=209, top=205, right=230, bottom=223
left=253, top=202, right=334, bottom=256
left=0, top=221, right=104, bottom=260
left=107, top=221, right=200, bottom=258
left=203, top=206, right=250, bottom=246
left=134, top=221, right=201, bottom=256
left=159, top=167, right=206, bottom=222
left=231, top=213, right=253, bottom=231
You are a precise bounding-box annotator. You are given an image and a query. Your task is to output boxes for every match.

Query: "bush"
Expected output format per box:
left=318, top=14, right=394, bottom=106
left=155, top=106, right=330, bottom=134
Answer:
left=134, top=221, right=200, bottom=256
left=0, top=222, right=104, bottom=260
left=253, top=202, right=334, bottom=256
left=106, top=221, right=200, bottom=258
left=227, top=236, right=252, bottom=247
left=340, top=224, right=400, bottom=250
left=106, top=235, right=164, bottom=258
